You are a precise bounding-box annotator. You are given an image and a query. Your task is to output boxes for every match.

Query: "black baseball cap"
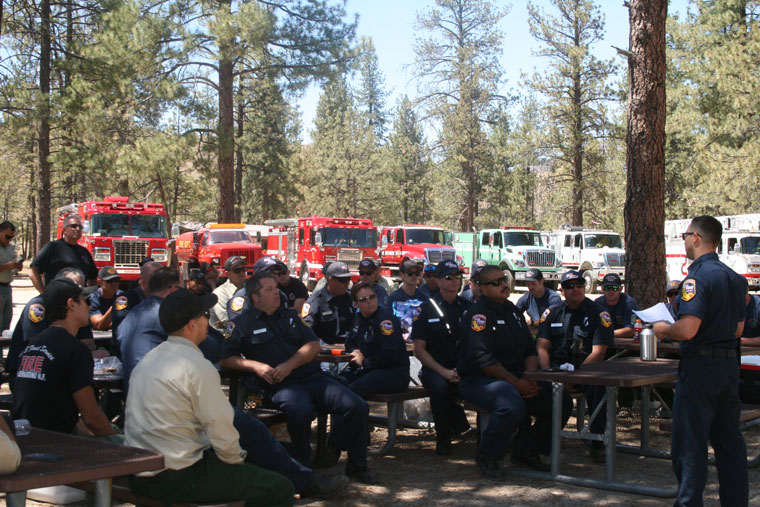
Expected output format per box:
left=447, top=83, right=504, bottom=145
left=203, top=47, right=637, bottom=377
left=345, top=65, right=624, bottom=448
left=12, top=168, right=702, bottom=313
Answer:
left=358, top=259, right=377, bottom=271
left=435, top=260, right=463, bottom=278
left=524, top=268, right=543, bottom=282
left=98, top=266, right=120, bottom=281
left=602, top=273, right=622, bottom=286
left=224, top=256, right=246, bottom=271
left=560, top=270, right=582, bottom=287
left=159, top=288, right=217, bottom=335
left=470, top=259, right=488, bottom=281
left=43, top=278, right=97, bottom=312
left=253, top=256, right=278, bottom=273
left=401, top=259, right=420, bottom=273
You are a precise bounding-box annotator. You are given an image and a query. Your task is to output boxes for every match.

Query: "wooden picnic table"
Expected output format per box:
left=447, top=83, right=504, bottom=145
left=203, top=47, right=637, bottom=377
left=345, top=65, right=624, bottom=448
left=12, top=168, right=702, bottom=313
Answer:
left=522, top=357, right=679, bottom=498
left=0, top=428, right=164, bottom=507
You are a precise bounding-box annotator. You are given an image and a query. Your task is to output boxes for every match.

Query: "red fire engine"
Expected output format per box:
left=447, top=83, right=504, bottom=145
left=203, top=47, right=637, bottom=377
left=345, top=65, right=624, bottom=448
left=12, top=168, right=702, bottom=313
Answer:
left=55, top=196, right=170, bottom=282
left=265, top=216, right=379, bottom=290
left=174, top=223, right=263, bottom=279
left=377, top=224, right=465, bottom=280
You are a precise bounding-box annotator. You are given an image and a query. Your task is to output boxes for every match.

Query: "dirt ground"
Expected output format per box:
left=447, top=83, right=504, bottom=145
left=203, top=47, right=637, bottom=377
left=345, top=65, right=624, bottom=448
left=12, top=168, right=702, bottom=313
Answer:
left=4, top=273, right=760, bottom=506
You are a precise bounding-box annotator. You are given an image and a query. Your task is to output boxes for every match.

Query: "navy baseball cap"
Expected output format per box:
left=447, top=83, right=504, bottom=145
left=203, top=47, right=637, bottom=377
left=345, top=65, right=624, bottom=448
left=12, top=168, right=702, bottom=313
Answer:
left=524, top=268, right=543, bottom=282
left=325, top=261, right=352, bottom=278
left=470, top=259, right=488, bottom=280
left=667, top=280, right=681, bottom=293
left=401, top=259, right=420, bottom=273
left=358, top=259, right=377, bottom=271
left=435, top=260, right=462, bottom=278
left=601, top=273, right=622, bottom=286
left=253, top=256, right=278, bottom=273
left=98, top=266, right=119, bottom=281
left=560, top=270, right=582, bottom=287
left=159, top=288, right=217, bottom=334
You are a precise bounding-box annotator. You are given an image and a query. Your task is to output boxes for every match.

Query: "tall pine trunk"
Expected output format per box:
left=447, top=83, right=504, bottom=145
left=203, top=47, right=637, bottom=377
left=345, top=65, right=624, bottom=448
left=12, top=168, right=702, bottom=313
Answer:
left=625, top=0, right=667, bottom=308
left=37, top=0, right=52, bottom=249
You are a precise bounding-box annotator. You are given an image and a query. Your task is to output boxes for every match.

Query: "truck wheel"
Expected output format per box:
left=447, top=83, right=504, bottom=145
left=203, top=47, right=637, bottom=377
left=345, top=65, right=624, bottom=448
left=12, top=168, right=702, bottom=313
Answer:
left=583, top=271, right=597, bottom=294
left=300, top=263, right=316, bottom=292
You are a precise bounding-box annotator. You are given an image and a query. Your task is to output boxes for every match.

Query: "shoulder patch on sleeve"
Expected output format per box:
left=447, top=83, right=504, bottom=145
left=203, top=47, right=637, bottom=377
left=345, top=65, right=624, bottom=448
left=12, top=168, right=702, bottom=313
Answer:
left=224, top=321, right=236, bottom=339
left=681, top=278, right=696, bottom=302
left=379, top=319, right=394, bottom=335
left=471, top=313, right=487, bottom=332
left=600, top=311, right=612, bottom=328
left=301, top=302, right=311, bottom=318
left=28, top=303, right=45, bottom=323
left=230, top=296, right=245, bottom=312
left=539, top=308, right=551, bottom=323
left=115, top=296, right=128, bottom=311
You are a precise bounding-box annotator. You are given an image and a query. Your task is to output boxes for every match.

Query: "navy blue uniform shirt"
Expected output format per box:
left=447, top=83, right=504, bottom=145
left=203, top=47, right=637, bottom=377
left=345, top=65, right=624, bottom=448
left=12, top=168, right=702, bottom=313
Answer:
left=595, top=292, right=639, bottom=330
left=373, top=283, right=390, bottom=308
left=227, top=287, right=288, bottom=324
left=222, top=306, right=320, bottom=387
left=516, top=288, right=562, bottom=324
left=677, top=252, right=747, bottom=353
left=411, top=294, right=471, bottom=369
left=88, top=288, right=129, bottom=338
left=345, top=307, right=409, bottom=377
left=537, top=298, right=615, bottom=368
left=459, top=297, right=536, bottom=378
left=744, top=294, right=760, bottom=339
left=302, top=286, right=354, bottom=345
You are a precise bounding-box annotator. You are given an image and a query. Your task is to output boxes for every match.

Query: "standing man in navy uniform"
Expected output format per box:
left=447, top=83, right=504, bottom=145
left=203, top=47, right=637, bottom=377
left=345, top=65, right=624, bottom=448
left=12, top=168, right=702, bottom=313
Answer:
left=594, top=273, right=638, bottom=338
left=220, top=271, right=376, bottom=484
left=412, top=260, right=471, bottom=456
left=30, top=214, right=97, bottom=292
left=654, top=215, right=748, bottom=506
left=302, top=262, right=354, bottom=345
left=536, top=270, right=614, bottom=462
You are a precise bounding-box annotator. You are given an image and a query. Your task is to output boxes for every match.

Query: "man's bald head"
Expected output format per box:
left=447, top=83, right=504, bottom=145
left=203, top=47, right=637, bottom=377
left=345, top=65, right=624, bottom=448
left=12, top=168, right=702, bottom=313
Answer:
left=140, top=261, right=163, bottom=293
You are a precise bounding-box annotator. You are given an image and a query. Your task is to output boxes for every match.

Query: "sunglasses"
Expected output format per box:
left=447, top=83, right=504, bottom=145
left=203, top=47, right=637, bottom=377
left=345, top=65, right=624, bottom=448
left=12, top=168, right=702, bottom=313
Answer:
left=104, top=279, right=120, bottom=284
left=66, top=224, right=83, bottom=229
left=405, top=271, right=422, bottom=277
left=681, top=231, right=696, bottom=240
left=667, top=290, right=678, bottom=297
left=359, top=270, right=374, bottom=276
left=479, top=276, right=507, bottom=287
left=562, top=281, right=585, bottom=290
left=4, top=233, right=14, bottom=240
left=332, top=277, right=351, bottom=284
left=443, top=274, right=463, bottom=281
left=356, top=293, right=377, bottom=303
left=602, top=284, right=620, bottom=292
left=230, top=268, right=246, bottom=274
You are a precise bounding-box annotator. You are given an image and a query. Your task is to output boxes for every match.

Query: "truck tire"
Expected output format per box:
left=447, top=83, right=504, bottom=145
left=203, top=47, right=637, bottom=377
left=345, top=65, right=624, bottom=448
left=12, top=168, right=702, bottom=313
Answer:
left=583, top=270, right=597, bottom=294
left=300, top=262, right=316, bottom=292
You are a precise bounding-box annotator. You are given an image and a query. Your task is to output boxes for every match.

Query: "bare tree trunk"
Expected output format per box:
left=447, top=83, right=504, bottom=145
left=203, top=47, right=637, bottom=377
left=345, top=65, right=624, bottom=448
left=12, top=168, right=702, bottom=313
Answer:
left=624, top=0, right=667, bottom=308
left=217, top=0, right=235, bottom=224
left=234, top=102, right=244, bottom=222
left=37, top=0, right=52, bottom=249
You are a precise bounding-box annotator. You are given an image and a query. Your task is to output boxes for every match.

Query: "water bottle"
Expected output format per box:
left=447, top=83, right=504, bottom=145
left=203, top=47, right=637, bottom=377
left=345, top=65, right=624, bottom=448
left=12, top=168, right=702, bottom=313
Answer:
left=640, top=323, right=657, bottom=361
left=633, top=319, right=643, bottom=343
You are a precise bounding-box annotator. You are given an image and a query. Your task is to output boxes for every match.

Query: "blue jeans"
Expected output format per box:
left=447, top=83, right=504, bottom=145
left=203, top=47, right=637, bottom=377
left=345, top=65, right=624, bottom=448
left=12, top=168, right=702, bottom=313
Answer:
left=671, top=356, right=747, bottom=507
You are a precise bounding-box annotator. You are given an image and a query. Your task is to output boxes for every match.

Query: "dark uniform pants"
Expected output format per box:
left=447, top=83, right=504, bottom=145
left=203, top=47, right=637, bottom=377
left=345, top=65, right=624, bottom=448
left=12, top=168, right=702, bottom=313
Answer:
left=459, top=376, right=526, bottom=460
left=232, top=407, right=312, bottom=493
left=672, top=356, right=748, bottom=507
left=129, top=450, right=294, bottom=507
left=419, top=367, right=470, bottom=442
left=519, top=381, right=572, bottom=456
left=270, top=372, right=369, bottom=468
left=341, top=368, right=409, bottom=398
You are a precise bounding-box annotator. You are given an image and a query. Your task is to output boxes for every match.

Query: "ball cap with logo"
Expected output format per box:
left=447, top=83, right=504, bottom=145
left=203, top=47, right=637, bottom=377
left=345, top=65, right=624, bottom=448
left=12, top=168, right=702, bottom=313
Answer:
left=524, top=268, right=543, bottom=282
left=253, top=256, right=278, bottom=273
left=470, top=259, right=489, bottom=281
left=601, top=273, right=622, bottom=286
left=98, top=266, right=119, bottom=281
left=325, top=261, right=352, bottom=279
left=358, top=259, right=378, bottom=271
left=224, top=256, right=247, bottom=271
left=435, top=260, right=463, bottom=278
left=159, top=288, right=218, bottom=335
left=560, top=270, right=582, bottom=288
left=667, top=280, right=681, bottom=293
left=43, top=278, right=97, bottom=312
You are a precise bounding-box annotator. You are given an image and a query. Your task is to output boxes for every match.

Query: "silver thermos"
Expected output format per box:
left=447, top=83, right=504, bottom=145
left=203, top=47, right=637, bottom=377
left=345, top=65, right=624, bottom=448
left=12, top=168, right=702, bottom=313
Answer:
left=640, top=323, right=657, bottom=361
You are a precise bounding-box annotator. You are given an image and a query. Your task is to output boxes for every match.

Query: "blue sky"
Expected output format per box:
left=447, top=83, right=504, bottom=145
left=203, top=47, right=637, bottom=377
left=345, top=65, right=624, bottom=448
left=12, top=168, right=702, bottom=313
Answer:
left=297, top=0, right=690, bottom=140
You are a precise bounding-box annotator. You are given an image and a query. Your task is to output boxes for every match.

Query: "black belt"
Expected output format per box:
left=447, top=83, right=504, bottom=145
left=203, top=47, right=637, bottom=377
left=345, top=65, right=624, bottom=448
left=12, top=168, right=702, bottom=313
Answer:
left=0, top=282, right=10, bottom=286
left=687, top=348, right=736, bottom=358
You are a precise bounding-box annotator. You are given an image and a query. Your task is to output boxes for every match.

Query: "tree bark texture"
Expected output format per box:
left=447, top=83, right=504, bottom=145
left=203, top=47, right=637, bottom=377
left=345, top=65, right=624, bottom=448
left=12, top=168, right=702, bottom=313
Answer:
left=37, top=0, right=52, bottom=248
left=624, top=0, right=667, bottom=308
left=217, top=56, right=235, bottom=223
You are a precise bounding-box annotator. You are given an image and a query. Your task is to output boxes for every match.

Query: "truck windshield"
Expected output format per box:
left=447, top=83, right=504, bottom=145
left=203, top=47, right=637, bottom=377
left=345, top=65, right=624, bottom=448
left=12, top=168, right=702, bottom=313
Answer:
left=503, top=232, right=543, bottom=247
left=406, top=229, right=445, bottom=245
left=584, top=234, right=623, bottom=249
left=90, top=214, right=167, bottom=238
left=741, top=236, right=760, bottom=254
left=208, top=231, right=252, bottom=244
left=319, top=227, right=377, bottom=248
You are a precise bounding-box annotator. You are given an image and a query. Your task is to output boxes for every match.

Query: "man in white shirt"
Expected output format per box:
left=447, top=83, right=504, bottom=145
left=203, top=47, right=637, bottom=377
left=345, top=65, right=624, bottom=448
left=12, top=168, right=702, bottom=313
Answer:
left=125, top=288, right=295, bottom=506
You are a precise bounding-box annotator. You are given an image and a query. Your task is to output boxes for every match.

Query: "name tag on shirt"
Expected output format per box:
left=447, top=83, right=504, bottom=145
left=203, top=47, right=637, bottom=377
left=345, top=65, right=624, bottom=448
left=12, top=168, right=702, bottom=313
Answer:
left=551, top=323, right=563, bottom=328
left=253, top=328, right=267, bottom=335
left=322, top=311, right=333, bottom=316
left=428, top=318, right=440, bottom=323
left=496, top=320, right=505, bottom=325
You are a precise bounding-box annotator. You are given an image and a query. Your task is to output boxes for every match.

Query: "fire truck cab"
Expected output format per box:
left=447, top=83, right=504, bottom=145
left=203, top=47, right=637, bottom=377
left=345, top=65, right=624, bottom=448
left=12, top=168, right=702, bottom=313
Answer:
left=265, top=216, right=379, bottom=290
left=55, top=196, right=170, bottom=282
left=377, top=224, right=463, bottom=281
left=175, top=223, right=263, bottom=280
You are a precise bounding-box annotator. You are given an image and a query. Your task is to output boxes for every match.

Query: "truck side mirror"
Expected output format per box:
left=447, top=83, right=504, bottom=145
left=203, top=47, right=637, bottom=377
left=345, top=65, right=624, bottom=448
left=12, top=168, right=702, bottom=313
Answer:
left=314, top=232, right=322, bottom=247
left=192, top=232, right=199, bottom=244
left=381, top=235, right=388, bottom=248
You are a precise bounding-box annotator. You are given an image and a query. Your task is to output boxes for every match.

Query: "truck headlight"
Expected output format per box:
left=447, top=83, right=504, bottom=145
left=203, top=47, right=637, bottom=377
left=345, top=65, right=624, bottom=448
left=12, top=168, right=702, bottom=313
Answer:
left=151, top=249, right=168, bottom=263
left=592, top=261, right=605, bottom=268
left=514, top=259, right=526, bottom=268
left=93, top=247, right=111, bottom=262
